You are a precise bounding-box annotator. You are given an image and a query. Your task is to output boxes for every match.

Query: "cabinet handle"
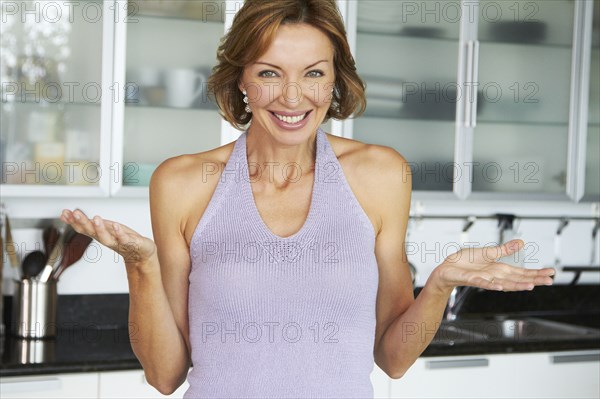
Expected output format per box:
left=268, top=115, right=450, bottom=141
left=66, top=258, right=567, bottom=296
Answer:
left=464, top=40, right=475, bottom=128
left=470, top=40, right=480, bottom=128
left=426, top=358, right=489, bottom=369
left=551, top=353, right=600, bottom=364
left=1, top=377, right=62, bottom=393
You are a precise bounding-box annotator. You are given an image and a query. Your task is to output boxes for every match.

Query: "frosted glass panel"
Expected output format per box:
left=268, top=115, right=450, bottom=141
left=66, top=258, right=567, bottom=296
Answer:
left=122, top=1, right=225, bottom=186
left=473, top=0, right=574, bottom=194
left=353, top=0, right=461, bottom=192
left=0, top=0, right=104, bottom=186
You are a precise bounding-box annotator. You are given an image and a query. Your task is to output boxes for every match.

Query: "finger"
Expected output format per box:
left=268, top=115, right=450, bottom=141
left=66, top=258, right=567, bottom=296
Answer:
left=497, top=272, right=554, bottom=290
left=69, top=209, right=97, bottom=238
left=91, top=216, right=119, bottom=250
left=61, top=209, right=76, bottom=225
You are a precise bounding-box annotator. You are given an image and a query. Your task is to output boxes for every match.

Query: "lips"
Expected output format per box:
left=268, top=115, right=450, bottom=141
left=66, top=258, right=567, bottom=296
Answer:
left=270, top=110, right=312, bottom=122
left=268, top=109, right=313, bottom=130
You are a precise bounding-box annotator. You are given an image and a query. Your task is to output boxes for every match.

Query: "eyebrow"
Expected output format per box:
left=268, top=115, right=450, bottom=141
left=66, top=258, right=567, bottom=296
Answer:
left=254, top=60, right=328, bottom=70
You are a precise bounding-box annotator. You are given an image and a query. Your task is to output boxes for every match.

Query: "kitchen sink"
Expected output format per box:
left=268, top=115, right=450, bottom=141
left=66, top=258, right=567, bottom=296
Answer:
left=431, top=323, right=488, bottom=345
left=435, top=317, right=600, bottom=344
left=467, top=317, right=600, bottom=342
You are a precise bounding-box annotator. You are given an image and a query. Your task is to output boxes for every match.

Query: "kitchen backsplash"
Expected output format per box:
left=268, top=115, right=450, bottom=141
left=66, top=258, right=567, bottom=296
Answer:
left=1, top=197, right=599, bottom=295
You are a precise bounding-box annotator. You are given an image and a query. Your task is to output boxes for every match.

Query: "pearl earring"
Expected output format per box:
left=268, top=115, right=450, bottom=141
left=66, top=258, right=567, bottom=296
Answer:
left=242, top=89, right=251, bottom=113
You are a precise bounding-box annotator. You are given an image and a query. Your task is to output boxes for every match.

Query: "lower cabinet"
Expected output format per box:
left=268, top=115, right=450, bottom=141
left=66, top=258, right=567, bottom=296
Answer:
left=0, top=373, right=98, bottom=399
left=371, top=362, right=392, bottom=398
left=1, top=352, right=598, bottom=399
left=389, top=350, right=600, bottom=399
left=98, top=370, right=190, bottom=398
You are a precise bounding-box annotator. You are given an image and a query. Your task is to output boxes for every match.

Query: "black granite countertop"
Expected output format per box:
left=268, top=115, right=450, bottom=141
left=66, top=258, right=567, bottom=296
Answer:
left=1, top=285, right=599, bottom=377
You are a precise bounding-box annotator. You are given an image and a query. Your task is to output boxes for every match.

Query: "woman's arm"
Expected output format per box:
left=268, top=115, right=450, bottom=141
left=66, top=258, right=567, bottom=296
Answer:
left=368, top=147, right=554, bottom=379
left=61, top=157, right=194, bottom=395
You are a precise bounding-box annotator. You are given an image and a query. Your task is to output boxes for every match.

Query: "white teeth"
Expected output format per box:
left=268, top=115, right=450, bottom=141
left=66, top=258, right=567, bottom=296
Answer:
left=273, top=112, right=308, bottom=124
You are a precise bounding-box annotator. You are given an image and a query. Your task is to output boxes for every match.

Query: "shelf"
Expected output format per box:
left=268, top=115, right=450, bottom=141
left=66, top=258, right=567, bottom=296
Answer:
left=359, top=113, right=570, bottom=127
left=124, top=102, right=218, bottom=112
left=0, top=184, right=108, bottom=198
left=356, top=29, right=573, bottom=49
left=1, top=100, right=100, bottom=108
left=126, top=0, right=225, bottom=24
left=129, top=13, right=224, bottom=24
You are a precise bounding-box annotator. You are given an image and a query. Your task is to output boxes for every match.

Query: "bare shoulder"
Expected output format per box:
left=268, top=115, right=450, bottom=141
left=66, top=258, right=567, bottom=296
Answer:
left=325, top=132, right=411, bottom=190
left=324, top=132, right=412, bottom=235
left=150, top=142, right=236, bottom=245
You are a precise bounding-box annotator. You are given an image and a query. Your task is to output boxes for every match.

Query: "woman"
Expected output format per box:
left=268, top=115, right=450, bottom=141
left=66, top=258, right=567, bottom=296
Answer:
left=60, top=0, right=555, bottom=398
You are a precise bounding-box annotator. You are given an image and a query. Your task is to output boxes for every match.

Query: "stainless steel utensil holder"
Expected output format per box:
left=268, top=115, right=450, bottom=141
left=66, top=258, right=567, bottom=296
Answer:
left=11, top=279, right=57, bottom=339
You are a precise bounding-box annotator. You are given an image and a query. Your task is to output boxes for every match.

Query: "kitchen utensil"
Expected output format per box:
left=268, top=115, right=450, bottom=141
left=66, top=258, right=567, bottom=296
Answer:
left=21, top=250, right=47, bottom=279
left=42, top=225, right=60, bottom=263
left=37, top=226, right=70, bottom=283
left=554, top=218, right=569, bottom=268
left=51, top=232, right=93, bottom=281
left=11, top=278, right=57, bottom=339
left=4, top=214, right=20, bottom=272
left=591, top=219, right=599, bottom=266
left=496, top=213, right=524, bottom=267
left=10, top=338, right=56, bottom=364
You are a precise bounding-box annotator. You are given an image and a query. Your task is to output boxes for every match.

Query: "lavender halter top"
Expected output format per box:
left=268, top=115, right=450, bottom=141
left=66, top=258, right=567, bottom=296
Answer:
left=184, top=127, right=379, bottom=398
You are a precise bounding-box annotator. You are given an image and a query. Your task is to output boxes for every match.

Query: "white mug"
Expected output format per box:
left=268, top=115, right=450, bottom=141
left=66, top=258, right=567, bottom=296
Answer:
left=164, top=68, right=206, bottom=108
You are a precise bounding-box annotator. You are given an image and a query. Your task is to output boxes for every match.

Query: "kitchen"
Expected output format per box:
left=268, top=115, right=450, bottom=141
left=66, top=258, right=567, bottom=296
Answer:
left=1, top=0, right=599, bottom=398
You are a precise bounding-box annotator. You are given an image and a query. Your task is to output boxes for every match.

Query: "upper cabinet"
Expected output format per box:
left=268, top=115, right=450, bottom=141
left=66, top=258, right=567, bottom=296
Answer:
left=0, top=0, right=597, bottom=203
left=352, top=0, right=462, bottom=196
left=472, top=0, right=574, bottom=197
left=110, top=0, right=227, bottom=196
left=0, top=0, right=113, bottom=197
left=583, top=0, right=600, bottom=200
left=345, top=0, right=599, bottom=202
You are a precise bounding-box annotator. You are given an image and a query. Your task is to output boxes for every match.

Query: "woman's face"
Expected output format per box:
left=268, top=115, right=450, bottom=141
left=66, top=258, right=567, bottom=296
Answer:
left=239, top=23, right=336, bottom=144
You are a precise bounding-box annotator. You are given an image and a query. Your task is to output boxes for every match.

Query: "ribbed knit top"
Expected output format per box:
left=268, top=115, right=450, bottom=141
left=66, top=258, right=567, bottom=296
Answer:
left=184, top=127, right=379, bottom=398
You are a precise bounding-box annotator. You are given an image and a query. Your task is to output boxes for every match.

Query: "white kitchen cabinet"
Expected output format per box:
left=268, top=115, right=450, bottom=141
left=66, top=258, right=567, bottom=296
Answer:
left=0, top=373, right=98, bottom=399
left=390, top=350, right=600, bottom=399
left=98, top=369, right=189, bottom=398
left=1, top=0, right=597, bottom=202
left=344, top=0, right=599, bottom=203
left=0, top=0, right=114, bottom=197
left=370, top=362, right=392, bottom=398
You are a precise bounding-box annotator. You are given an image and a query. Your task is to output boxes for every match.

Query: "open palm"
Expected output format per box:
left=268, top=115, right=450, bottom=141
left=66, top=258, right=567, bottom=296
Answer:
left=60, top=208, right=156, bottom=267
left=437, top=239, right=555, bottom=292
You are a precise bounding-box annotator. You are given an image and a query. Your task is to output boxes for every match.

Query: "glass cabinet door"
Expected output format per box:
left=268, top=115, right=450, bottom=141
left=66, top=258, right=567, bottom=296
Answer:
left=1, top=0, right=106, bottom=191
left=116, top=0, right=226, bottom=190
left=584, top=0, right=599, bottom=201
left=352, top=0, right=462, bottom=193
left=471, top=0, right=575, bottom=195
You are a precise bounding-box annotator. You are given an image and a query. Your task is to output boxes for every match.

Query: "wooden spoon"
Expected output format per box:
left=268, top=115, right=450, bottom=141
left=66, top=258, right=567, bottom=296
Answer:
left=51, top=232, right=93, bottom=281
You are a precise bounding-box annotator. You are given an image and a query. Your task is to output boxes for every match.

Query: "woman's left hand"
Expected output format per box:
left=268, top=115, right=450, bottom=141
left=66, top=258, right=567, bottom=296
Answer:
left=431, top=239, right=555, bottom=293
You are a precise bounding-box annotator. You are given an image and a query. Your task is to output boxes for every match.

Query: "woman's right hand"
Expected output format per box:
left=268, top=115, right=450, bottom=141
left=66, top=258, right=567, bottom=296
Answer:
left=60, top=208, right=157, bottom=270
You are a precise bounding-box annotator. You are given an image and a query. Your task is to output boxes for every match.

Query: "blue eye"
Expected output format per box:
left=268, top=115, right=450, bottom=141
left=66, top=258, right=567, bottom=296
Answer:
left=258, top=70, right=278, bottom=78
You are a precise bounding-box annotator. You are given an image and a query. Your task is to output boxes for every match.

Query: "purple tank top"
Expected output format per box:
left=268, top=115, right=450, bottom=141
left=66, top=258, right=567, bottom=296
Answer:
left=184, top=127, right=379, bottom=398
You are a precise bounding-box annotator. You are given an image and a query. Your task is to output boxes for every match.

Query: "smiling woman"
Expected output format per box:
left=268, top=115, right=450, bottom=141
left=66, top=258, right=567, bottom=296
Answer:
left=207, top=0, right=366, bottom=131
left=60, top=0, right=556, bottom=398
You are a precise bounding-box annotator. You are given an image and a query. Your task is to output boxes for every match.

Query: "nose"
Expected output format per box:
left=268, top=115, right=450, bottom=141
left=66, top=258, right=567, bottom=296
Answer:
left=276, top=80, right=304, bottom=108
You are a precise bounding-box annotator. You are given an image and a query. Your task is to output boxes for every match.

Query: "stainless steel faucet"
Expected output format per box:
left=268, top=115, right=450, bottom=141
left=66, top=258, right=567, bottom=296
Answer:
left=443, top=286, right=480, bottom=321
